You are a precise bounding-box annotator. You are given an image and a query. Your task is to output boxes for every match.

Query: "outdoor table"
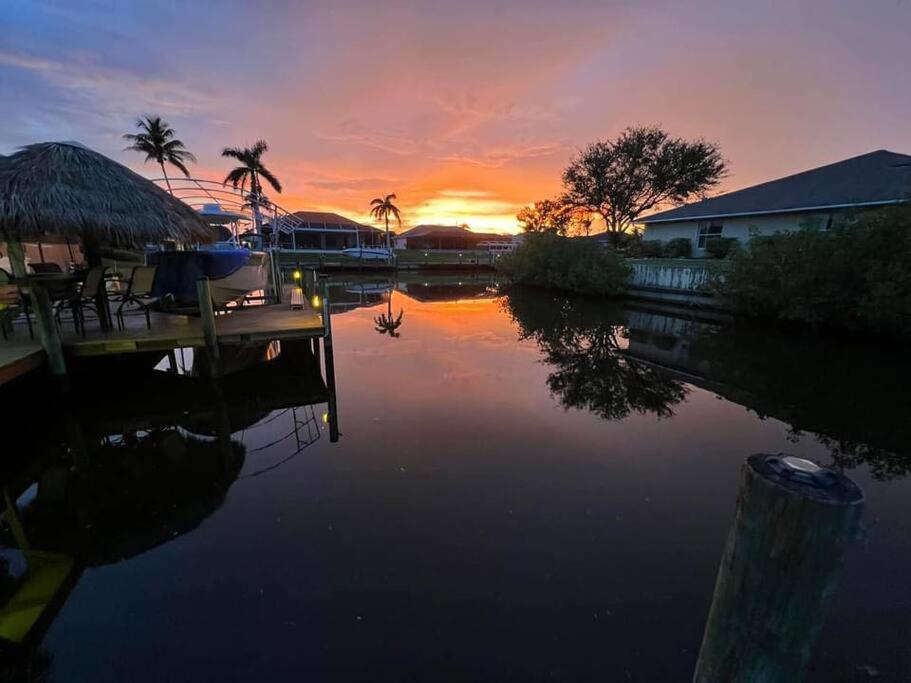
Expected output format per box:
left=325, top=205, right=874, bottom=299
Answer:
left=10, top=272, right=113, bottom=332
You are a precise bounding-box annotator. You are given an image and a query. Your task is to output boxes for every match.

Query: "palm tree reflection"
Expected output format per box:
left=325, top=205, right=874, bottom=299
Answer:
left=375, top=289, right=404, bottom=338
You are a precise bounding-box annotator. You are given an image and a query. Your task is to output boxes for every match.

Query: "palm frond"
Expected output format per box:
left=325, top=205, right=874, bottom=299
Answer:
left=257, top=165, right=283, bottom=193
left=169, top=158, right=191, bottom=178
left=221, top=146, right=247, bottom=160
left=223, top=167, right=249, bottom=188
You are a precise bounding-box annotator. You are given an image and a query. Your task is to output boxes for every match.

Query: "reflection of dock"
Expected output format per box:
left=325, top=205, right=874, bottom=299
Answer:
left=79, top=342, right=329, bottom=435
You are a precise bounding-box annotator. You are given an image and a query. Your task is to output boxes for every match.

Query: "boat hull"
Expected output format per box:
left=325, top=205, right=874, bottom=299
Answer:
left=342, top=248, right=393, bottom=261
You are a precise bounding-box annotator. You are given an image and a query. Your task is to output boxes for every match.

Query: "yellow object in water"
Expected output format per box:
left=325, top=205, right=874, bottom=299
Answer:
left=0, top=550, right=74, bottom=644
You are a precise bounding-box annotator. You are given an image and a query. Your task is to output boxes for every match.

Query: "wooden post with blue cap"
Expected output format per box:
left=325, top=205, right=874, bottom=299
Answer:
left=694, top=454, right=864, bottom=682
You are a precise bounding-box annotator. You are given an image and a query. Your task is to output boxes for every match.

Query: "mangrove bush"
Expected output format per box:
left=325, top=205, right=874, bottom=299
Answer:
left=715, top=205, right=911, bottom=337
left=496, top=232, right=630, bottom=296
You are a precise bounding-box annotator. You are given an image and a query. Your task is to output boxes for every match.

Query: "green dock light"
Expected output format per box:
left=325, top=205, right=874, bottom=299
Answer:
left=311, top=294, right=321, bottom=309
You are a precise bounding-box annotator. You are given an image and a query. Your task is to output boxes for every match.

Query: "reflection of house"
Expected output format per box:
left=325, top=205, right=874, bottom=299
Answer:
left=642, top=150, right=911, bottom=255
left=393, top=225, right=514, bottom=250
left=269, top=211, right=385, bottom=252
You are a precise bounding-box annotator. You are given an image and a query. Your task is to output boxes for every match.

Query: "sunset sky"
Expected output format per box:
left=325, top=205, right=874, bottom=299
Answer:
left=1, top=1, right=910, bottom=234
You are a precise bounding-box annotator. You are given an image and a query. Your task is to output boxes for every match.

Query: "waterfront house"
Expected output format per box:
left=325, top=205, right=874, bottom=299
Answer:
left=268, top=211, right=384, bottom=252
left=641, top=150, right=911, bottom=255
left=393, top=224, right=514, bottom=251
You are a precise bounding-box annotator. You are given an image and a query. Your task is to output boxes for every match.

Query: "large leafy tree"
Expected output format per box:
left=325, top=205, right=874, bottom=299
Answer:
left=562, top=125, right=726, bottom=241
left=517, top=198, right=592, bottom=236
left=369, top=193, right=401, bottom=253
left=222, top=140, right=282, bottom=232
left=123, top=115, right=196, bottom=193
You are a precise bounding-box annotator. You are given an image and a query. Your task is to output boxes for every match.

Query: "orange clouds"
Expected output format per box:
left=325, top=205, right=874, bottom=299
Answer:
left=4, top=2, right=910, bottom=236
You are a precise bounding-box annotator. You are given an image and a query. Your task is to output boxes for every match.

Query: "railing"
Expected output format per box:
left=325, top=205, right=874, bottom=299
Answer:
left=150, top=177, right=361, bottom=247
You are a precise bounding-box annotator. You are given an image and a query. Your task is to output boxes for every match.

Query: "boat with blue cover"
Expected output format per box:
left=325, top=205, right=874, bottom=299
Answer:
left=147, top=247, right=270, bottom=307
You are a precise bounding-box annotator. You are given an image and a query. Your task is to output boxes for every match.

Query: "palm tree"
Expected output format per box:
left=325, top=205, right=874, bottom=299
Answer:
left=369, top=193, right=401, bottom=254
left=123, top=115, right=196, bottom=193
left=222, top=140, right=282, bottom=233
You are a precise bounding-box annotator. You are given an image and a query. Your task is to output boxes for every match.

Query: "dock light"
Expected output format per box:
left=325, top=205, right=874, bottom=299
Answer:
left=293, top=270, right=302, bottom=281
left=322, top=412, right=329, bottom=424
left=311, top=294, right=321, bottom=309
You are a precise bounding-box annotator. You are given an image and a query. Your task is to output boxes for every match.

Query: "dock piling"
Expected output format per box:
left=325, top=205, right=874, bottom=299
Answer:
left=196, top=277, right=221, bottom=377
left=320, top=275, right=339, bottom=442
left=693, top=454, right=864, bottom=682
left=7, top=241, right=66, bottom=375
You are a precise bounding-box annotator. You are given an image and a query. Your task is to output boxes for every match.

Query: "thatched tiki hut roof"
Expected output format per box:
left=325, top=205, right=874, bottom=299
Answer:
left=0, top=141, right=214, bottom=247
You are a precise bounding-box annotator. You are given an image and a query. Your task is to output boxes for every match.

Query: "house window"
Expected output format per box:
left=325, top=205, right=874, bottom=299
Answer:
left=696, top=222, right=724, bottom=248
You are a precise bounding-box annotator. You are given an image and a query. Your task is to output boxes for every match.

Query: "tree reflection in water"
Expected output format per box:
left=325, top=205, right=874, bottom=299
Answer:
left=505, top=285, right=911, bottom=480
left=503, top=287, right=688, bottom=420
left=374, top=289, right=404, bottom=338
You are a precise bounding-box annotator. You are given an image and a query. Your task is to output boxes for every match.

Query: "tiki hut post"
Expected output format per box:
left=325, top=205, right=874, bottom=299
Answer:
left=5, top=239, right=66, bottom=374
left=694, top=454, right=864, bottom=682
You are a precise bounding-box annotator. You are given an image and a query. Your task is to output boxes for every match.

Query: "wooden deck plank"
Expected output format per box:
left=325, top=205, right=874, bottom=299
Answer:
left=0, top=342, right=45, bottom=386
left=60, top=304, right=325, bottom=357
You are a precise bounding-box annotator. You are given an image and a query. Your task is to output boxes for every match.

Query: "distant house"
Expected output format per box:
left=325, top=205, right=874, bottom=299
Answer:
left=268, top=211, right=384, bottom=251
left=641, top=150, right=911, bottom=255
left=393, top=225, right=514, bottom=251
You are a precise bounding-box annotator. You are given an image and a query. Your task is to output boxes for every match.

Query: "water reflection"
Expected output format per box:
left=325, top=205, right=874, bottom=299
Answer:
left=0, top=338, right=334, bottom=662
left=1, top=275, right=908, bottom=679
left=374, top=289, right=404, bottom=338
left=323, top=272, right=500, bottom=318
left=504, top=287, right=689, bottom=420
left=504, top=287, right=911, bottom=478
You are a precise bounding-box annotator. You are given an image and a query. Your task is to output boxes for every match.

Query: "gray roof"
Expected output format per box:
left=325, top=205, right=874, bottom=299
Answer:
left=642, top=150, right=911, bottom=224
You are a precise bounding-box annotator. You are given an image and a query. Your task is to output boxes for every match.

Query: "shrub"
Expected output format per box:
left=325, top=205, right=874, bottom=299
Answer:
left=704, top=237, right=739, bottom=259
left=637, top=240, right=665, bottom=258
left=496, top=232, right=631, bottom=296
left=715, top=205, right=911, bottom=337
left=665, top=238, right=693, bottom=258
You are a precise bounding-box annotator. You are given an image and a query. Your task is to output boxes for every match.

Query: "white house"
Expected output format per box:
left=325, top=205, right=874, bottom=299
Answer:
left=641, top=150, right=911, bottom=255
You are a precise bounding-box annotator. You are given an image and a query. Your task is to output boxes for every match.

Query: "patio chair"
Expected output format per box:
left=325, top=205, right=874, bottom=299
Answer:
left=115, top=265, right=159, bottom=330
left=54, top=266, right=106, bottom=336
left=0, top=268, right=33, bottom=340
left=30, top=263, right=63, bottom=275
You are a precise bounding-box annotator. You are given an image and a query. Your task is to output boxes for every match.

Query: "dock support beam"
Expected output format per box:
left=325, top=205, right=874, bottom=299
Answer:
left=320, top=275, right=339, bottom=442
left=7, top=240, right=66, bottom=375
left=268, top=249, right=282, bottom=305
left=196, top=277, right=221, bottom=378
left=694, top=454, right=864, bottom=682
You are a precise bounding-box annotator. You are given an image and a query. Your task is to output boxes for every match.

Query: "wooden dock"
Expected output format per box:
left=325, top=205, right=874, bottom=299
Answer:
left=0, top=300, right=324, bottom=383
left=58, top=303, right=324, bottom=357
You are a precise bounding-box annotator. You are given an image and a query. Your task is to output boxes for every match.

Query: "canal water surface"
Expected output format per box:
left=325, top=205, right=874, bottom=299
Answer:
left=2, top=274, right=910, bottom=681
